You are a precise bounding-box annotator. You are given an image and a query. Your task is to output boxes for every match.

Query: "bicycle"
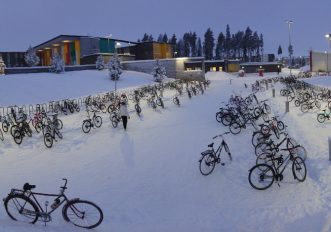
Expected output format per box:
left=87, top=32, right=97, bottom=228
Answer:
left=82, top=109, right=102, bottom=133
left=110, top=110, right=121, bottom=128
left=248, top=147, right=307, bottom=190
left=199, top=132, right=232, bottom=176
left=317, top=107, right=331, bottom=123
left=3, top=178, right=103, bottom=229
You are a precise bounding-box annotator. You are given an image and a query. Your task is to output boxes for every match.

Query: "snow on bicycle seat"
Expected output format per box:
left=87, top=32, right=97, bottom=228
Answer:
left=207, top=143, right=214, bottom=148
left=23, top=183, right=36, bottom=191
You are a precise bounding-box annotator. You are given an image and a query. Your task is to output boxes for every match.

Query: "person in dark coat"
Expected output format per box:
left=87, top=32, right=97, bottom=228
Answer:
left=118, top=94, right=129, bottom=130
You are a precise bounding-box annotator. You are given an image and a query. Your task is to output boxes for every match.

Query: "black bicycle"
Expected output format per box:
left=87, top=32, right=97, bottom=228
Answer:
left=199, top=132, right=232, bottom=176
left=248, top=147, right=306, bottom=190
left=3, top=178, right=103, bottom=229
left=82, top=109, right=102, bottom=133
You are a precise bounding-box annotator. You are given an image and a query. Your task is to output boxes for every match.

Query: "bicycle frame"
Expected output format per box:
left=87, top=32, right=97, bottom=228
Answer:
left=10, top=189, right=70, bottom=217
left=270, top=153, right=293, bottom=179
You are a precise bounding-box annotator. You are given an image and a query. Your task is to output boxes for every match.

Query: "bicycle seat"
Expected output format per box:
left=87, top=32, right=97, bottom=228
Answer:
left=208, top=143, right=214, bottom=148
left=23, top=183, right=36, bottom=191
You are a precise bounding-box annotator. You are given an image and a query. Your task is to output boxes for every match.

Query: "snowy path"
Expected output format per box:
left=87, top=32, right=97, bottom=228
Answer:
left=0, top=71, right=330, bottom=231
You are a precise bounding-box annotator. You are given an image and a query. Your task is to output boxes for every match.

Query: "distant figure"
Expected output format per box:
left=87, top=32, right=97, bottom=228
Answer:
left=119, top=94, right=130, bottom=130
left=277, top=66, right=281, bottom=75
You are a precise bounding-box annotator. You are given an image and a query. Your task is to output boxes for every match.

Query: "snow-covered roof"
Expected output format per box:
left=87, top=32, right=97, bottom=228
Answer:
left=240, top=62, right=281, bottom=66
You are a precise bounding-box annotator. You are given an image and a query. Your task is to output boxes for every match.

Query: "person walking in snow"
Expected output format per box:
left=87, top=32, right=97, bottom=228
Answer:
left=118, top=93, right=130, bottom=130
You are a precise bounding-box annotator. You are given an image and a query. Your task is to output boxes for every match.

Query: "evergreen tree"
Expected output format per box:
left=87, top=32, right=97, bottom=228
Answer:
left=95, top=55, right=104, bottom=70
left=176, top=39, right=184, bottom=57
left=108, top=53, right=122, bottom=81
left=148, top=35, right=154, bottom=42
left=183, top=33, right=191, bottom=57
left=142, top=33, right=149, bottom=42
left=259, top=33, right=264, bottom=56
left=170, top=34, right=177, bottom=45
left=243, top=27, right=253, bottom=61
left=224, top=24, right=231, bottom=58
left=25, top=46, right=40, bottom=67
left=252, top=31, right=260, bottom=61
left=277, top=45, right=283, bottom=58
left=157, top=34, right=164, bottom=42
left=137, top=39, right=141, bottom=43
left=215, top=32, right=225, bottom=59
left=152, top=60, right=167, bottom=82
left=50, top=53, right=64, bottom=73
left=162, top=33, right=168, bottom=43
left=190, top=32, right=197, bottom=57
left=203, top=28, right=215, bottom=60
left=197, top=38, right=202, bottom=57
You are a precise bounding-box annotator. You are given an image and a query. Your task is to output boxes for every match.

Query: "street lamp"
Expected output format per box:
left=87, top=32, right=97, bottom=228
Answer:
left=325, top=34, right=331, bottom=74
left=114, top=42, right=121, bottom=93
left=285, top=20, right=294, bottom=75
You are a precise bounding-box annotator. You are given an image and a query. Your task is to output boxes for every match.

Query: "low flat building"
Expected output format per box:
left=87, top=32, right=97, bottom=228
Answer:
left=240, top=62, right=282, bottom=73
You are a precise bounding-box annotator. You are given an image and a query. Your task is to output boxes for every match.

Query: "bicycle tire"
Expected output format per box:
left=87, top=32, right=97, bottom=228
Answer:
left=62, top=199, right=103, bottom=229
left=56, top=119, right=63, bottom=130
left=248, top=164, right=275, bottom=190
left=199, top=153, right=216, bottom=176
left=13, top=131, right=22, bottom=145
left=0, top=129, right=3, bottom=141
left=300, top=104, right=309, bottom=113
left=229, top=122, right=241, bottom=135
left=277, top=121, right=285, bottom=131
left=292, top=156, right=307, bottom=182
left=255, top=142, right=272, bottom=156
left=34, top=122, right=42, bottom=133
left=10, top=125, right=18, bottom=137
left=317, top=114, right=326, bottom=123
left=216, top=112, right=222, bottom=123
left=94, top=116, right=102, bottom=128
left=56, top=129, right=63, bottom=139
left=2, top=122, right=9, bottom=133
left=4, top=194, right=39, bottom=224
left=82, top=120, right=92, bottom=133
left=111, top=116, right=118, bottom=128
left=44, top=133, right=53, bottom=148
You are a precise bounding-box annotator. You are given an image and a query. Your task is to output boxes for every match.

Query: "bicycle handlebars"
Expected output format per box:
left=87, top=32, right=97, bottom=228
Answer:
left=212, top=132, right=230, bottom=139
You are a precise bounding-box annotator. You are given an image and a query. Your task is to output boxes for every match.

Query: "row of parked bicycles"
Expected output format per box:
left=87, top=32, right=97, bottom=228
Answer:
left=199, top=84, right=307, bottom=190
left=0, top=79, right=211, bottom=147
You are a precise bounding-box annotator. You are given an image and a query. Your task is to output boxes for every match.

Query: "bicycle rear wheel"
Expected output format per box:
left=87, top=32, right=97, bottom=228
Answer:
left=292, top=156, right=307, bottom=182
left=62, top=199, right=103, bottom=229
left=4, top=194, right=39, bottom=224
left=94, top=116, right=102, bottom=128
left=0, top=129, right=3, bottom=141
left=44, top=133, right=53, bottom=148
left=248, top=164, right=275, bottom=190
left=82, top=120, right=92, bottom=133
left=199, top=153, right=216, bottom=176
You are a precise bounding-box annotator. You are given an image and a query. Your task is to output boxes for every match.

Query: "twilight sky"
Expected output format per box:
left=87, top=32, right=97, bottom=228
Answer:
left=0, top=0, right=330, bottom=56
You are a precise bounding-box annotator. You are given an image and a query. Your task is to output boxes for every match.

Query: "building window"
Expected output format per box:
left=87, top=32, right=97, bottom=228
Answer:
left=186, top=67, right=193, bottom=71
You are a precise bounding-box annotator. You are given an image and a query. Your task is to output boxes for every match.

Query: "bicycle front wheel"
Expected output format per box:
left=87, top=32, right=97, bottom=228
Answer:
left=94, top=116, right=102, bottom=128
left=199, top=153, right=216, bottom=176
left=62, top=199, right=103, bottom=229
left=292, top=156, right=307, bottom=182
left=248, top=164, right=275, bottom=190
left=82, top=120, right=92, bottom=133
left=4, top=194, right=39, bottom=224
left=44, top=133, right=53, bottom=148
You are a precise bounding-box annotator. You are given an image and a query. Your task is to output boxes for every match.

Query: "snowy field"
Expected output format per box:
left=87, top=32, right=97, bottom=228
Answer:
left=1, top=69, right=331, bottom=232
left=0, top=70, right=155, bottom=106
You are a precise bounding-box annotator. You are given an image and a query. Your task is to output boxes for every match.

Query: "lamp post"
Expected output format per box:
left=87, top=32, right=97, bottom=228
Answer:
left=285, top=20, right=294, bottom=75
left=114, top=42, right=121, bottom=93
left=325, top=34, right=331, bottom=74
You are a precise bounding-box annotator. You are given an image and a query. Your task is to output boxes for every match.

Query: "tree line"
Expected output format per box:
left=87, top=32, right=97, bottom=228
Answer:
left=138, top=25, right=264, bottom=62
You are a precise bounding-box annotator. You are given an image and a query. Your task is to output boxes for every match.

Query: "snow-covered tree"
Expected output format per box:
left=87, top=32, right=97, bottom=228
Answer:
left=24, top=46, right=40, bottom=67
left=152, top=60, right=167, bottom=82
left=50, top=53, right=64, bottom=73
left=96, top=55, right=104, bottom=70
left=108, top=54, right=122, bottom=80
left=0, top=56, right=5, bottom=74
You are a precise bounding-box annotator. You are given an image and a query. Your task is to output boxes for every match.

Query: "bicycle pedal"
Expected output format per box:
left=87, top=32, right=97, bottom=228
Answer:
left=221, top=163, right=225, bottom=166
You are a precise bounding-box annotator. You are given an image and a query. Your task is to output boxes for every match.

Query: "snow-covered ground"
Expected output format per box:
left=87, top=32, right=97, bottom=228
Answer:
left=0, top=69, right=331, bottom=232
left=0, top=70, right=156, bottom=106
